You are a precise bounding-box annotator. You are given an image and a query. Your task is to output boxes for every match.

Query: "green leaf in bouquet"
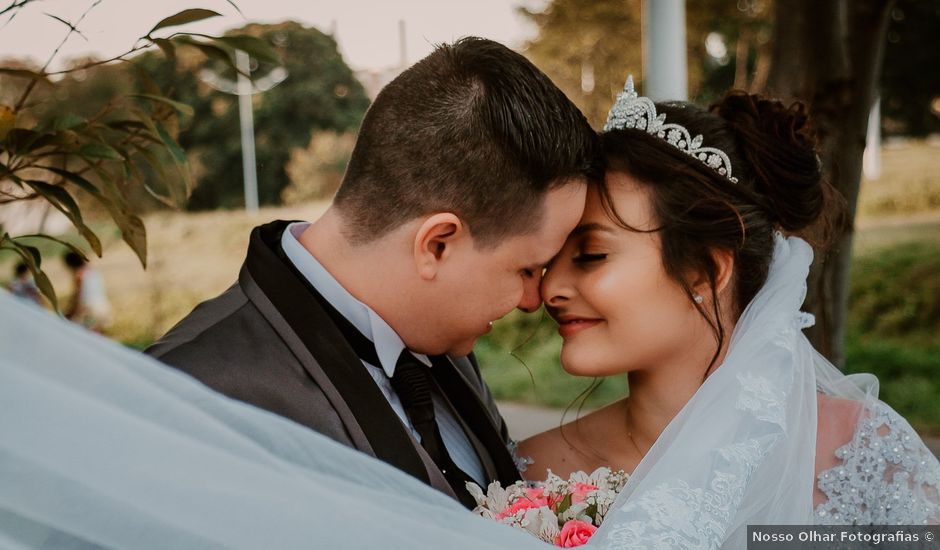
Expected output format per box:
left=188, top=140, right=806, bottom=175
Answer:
left=149, top=9, right=222, bottom=35
left=555, top=493, right=573, bottom=515
left=583, top=503, right=598, bottom=523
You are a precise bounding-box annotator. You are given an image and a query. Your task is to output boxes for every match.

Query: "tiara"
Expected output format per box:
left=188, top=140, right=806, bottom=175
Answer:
left=603, top=75, right=738, bottom=184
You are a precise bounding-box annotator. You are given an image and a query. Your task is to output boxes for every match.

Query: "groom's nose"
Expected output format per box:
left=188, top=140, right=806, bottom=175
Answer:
left=517, top=275, right=542, bottom=313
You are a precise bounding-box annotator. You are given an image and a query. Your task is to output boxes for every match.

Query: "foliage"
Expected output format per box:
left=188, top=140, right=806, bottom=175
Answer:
left=282, top=130, right=356, bottom=204
left=521, top=0, right=936, bottom=143
left=0, top=2, right=275, bottom=307
left=136, top=21, right=369, bottom=210
left=880, top=0, right=940, bottom=136
left=518, top=0, right=642, bottom=126
left=518, top=0, right=774, bottom=126
left=844, top=241, right=940, bottom=430
left=849, top=241, right=940, bottom=345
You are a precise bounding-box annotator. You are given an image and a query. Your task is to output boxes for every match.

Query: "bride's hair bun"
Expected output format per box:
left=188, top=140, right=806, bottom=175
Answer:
left=712, top=91, right=824, bottom=233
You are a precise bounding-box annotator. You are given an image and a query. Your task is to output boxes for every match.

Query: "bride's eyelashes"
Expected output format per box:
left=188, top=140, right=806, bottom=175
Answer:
left=572, top=252, right=607, bottom=264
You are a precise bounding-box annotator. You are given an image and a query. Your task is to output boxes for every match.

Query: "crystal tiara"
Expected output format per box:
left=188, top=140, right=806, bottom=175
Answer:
left=603, top=75, right=739, bottom=184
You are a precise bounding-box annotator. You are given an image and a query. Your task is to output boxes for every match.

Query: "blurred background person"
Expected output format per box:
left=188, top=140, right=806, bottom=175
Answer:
left=63, top=252, right=112, bottom=334
left=5, top=263, right=44, bottom=307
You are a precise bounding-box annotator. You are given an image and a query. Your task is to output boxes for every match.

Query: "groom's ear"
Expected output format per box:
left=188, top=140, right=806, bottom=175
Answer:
left=413, top=213, right=465, bottom=280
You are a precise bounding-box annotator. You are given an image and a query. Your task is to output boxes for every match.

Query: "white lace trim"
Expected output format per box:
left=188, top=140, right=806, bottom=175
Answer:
left=815, top=401, right=940, bottom=525
left=736, top=373, right=787, bottom=429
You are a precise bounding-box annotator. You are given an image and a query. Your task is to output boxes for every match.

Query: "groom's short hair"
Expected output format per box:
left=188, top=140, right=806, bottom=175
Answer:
left=333, top=37, right=599, bottom=248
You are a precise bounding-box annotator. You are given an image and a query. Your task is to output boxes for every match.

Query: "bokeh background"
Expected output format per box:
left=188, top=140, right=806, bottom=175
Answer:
left=1, top=0, right=938, bottom=438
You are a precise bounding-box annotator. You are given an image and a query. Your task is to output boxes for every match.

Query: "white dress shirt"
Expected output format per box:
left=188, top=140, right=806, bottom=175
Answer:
left=281, top=222, right=486, bottom=484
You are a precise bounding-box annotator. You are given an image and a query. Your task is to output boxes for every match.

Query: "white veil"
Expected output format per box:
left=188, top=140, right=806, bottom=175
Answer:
left=1, top=234, right=936, bottom=549
left=0, top=291, right=539, bottom=550
left=592, top=234, right=819, bottom=548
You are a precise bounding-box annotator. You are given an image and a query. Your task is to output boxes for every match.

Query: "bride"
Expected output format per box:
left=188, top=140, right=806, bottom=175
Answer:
left=519, top=78, right=940, bottom=534
left=1, top=79, right=937, bottom=549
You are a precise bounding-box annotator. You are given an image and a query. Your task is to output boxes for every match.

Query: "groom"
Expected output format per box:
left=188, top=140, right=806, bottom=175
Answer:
left=147, top=37, right=598, bottom=508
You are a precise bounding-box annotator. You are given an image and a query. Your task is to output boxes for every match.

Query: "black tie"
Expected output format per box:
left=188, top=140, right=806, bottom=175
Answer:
left=390, top=350, right=478, bottom=508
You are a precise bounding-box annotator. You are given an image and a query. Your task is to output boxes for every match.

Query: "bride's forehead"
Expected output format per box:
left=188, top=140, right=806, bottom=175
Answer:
left=585, top=175, right=653, bottom=223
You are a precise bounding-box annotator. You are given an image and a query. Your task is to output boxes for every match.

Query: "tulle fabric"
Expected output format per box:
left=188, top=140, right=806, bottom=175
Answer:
left=591, top=234, right=819, bottom=549
left=0, top=292, right=540, bottom=550
left=1, top=234, right=935, bottom=550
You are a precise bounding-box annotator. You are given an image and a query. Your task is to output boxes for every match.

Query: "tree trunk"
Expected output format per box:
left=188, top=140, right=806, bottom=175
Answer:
left=765, top=0, right=895, bottom=367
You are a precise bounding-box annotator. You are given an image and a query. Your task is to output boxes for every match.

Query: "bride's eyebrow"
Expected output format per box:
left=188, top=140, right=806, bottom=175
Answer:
left=570, top=222, right=616, bottom=237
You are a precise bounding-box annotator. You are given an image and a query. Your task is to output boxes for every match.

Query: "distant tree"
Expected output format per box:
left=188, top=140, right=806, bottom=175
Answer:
left=518, top=0, right=773, bottom=125
left=766, top=0, right=896, bottom=367
left=140, top=21, right=370, bottom=210
left=880, top=0, right=940, bottom=136
left=0, top=2, right=275, bottom=306
left=518, top=0, right=642, bottom=126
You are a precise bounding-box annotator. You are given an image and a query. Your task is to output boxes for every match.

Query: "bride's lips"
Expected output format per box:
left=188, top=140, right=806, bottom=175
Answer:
left=555, top=315, right=603, bottom=338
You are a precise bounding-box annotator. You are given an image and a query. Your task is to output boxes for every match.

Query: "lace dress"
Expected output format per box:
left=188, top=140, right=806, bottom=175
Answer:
left=815, top=401, right=940, bottom=525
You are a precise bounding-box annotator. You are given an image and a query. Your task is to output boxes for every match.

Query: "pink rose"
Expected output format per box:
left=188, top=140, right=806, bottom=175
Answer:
left=524, top=487, right=548, bottom=501
left=568, top=482, right=598, bottom=504
left=496, top=491, right=550, bottom=519
left=555, top=520, right=597, bottom=548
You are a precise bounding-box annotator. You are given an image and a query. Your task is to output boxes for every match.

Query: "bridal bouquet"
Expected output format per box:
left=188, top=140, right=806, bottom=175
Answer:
left=467, top=468, right=629, bottom=548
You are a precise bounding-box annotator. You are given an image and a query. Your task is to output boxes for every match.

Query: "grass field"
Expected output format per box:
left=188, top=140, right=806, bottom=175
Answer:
left=3, top=140, right=939, bottom=428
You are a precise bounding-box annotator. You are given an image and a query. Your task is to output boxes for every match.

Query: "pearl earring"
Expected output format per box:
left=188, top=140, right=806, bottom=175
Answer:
left=693, top=294, right=704, bottom=304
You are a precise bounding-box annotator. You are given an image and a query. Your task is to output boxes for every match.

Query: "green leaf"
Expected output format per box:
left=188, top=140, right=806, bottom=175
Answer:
left=212, top=35, right=280, bottom=64
left=41, top=166, right=102, bottom=198
left=129, top=94, right=194, bottom=117
left=155, top=122, right=186, bottom=164
left=4, top=128, right=58, bottom=153
left=116, top=213, right=147, bottom=268
left=130, top=62, right=163, bottom=96
left=22, top=179, right=102, bottom=256
left=84, top=165, right=148, bottom=268
left=105, top=119, right=150, bottom=132
left=50, top=113, right=87, bottom=131
left=151, top=38, right=177, bottom=62
left=149, top=9, right=222, bottom=34
left=555, top=493, right=573, bottom=515
left=0, top=235, right=57, bottom=309
left=78, top=142, right=124, bottom=160
left=173, top=37, right=236, bottom=72
left=14, top=234, right=88, bottom=260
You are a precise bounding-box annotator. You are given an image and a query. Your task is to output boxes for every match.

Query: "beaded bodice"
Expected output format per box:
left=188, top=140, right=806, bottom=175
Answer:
left=815, top=401, right=940, bottom=525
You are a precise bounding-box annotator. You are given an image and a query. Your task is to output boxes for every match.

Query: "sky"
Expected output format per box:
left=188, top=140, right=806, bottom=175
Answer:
left=0, top=0, right=544, bottom=71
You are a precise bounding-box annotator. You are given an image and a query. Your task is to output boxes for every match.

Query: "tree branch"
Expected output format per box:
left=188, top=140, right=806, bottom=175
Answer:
left=14, top=0, right=103, bottom=111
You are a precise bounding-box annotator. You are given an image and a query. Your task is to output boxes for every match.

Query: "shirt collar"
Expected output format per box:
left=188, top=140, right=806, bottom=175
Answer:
left=281, top=222, right=431, bottom=376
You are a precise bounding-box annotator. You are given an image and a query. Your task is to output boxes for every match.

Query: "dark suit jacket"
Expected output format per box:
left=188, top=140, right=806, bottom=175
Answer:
left=147, top=221, right=519, bottom=504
